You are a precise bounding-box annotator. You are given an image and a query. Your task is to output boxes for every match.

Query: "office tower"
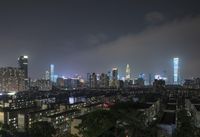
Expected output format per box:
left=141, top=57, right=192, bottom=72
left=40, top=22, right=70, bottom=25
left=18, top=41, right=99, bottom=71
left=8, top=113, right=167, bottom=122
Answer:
left=99, top=73, right=109, bottom=88
left=0, top=67, right=25, bottom=92
left=18, top=55, right=28, bottom=89
left=125, top=64, right=131, bottom=80
left=111, top=68, right=118, bottom=88
left=45, top=70, right=50, bottom=80
left=50, top=64, right=54, bottom=82
left=91, top=73, right=97, bottom=88
left=18, top=55, right=28, bottom=78
left=107, top=71, right=111, bottom=80
left=112, top=68, right=118, bottom=81
left=173, top=57, right=179, bottom=84
left=86, top=73, right=91, bottom=88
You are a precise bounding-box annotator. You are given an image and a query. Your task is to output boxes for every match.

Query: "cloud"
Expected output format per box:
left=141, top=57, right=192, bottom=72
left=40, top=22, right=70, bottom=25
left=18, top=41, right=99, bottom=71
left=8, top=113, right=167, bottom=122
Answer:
left=145, top=11, right=165, bottom=24
left=68, top=15, right=200, bottom=79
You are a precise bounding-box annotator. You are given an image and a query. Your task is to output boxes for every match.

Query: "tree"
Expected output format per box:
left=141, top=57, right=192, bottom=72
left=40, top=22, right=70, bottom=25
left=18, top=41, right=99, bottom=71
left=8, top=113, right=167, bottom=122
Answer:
left=77, top=110, right=116, bottom=137
left=110, top=102, right=147, bottom=137
left=29, top=121, right=56, bottom=137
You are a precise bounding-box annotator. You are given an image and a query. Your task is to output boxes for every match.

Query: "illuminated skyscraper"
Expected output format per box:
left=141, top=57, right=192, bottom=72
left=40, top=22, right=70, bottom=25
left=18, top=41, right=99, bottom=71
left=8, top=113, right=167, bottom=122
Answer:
left=18, top=55, right=28, bottom=89
left=50, top=64, right=54, bottom=82
left=173, top=57, right=179, bottom=84
left=125, top=64, right=131, bottom=80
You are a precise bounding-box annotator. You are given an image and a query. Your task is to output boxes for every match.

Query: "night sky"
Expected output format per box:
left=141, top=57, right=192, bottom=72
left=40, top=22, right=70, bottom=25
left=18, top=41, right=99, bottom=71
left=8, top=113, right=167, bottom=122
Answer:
left=0, top=0, right=200, bottom=81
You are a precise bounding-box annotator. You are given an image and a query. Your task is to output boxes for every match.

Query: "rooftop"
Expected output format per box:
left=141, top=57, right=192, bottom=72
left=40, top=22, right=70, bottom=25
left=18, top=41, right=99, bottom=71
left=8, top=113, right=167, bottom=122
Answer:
left=46, top=109, right=80, bottom=118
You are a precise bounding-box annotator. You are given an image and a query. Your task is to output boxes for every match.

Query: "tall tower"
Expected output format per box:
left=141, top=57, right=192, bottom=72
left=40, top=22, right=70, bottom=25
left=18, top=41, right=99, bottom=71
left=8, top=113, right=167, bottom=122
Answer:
left=18, top=55, right=28, bottom=89
left=112, top=67, right=118, bottom=88
left=125, top=64, right=131, bottom=80
left=50, top=64, right=55, bottom=82
left=18, top=55, right=28, bottom=78
left=91, top=73, right=97, bottom=88
left=173, top=57, right=179, bottom=84
left=45, top=70, right=50, bottom=80
left=112, top=68, right=118, bottom=81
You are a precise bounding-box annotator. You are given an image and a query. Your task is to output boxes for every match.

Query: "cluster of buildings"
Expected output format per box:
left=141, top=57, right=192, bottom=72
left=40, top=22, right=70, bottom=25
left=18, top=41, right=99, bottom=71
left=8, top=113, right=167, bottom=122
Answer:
left=86, top=65, right=133, bottom=89
left=2, top=55, right=197, bottom=94
left=0, top=54, right=199, bottom=137
left=0, top=56, right=28, bottom=92
left=0, top=87, right=163, bottom=136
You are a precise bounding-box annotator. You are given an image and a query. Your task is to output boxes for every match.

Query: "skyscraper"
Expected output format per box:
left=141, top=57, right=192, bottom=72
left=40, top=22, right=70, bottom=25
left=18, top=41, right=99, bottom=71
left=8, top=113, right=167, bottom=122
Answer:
left=91, top=73, right=97, bottom=88
left=125, top=64, right=131, bottom=80
left=112, top=68, right=118, bottom=81
left=50, top=64, right=55, bottom=82
left=18, top=55, right=28, bottom=89
left=45, top=70, right=50, bottom=80
left=111, top=67, right=118, bottom=88
left=86, top=73, right=91, bottom=88
left=173, top=57, right=179, bottom=84
left=18, top=55, right=28, bottom=78
left=99, top=73, right=109, bottom=88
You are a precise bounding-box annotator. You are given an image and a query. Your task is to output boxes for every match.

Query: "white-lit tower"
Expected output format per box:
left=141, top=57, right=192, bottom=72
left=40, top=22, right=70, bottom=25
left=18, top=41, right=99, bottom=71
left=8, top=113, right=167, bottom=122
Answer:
left=173, top=57, right=179, bottom=84
left=125, top=64, right=131, bottom=80
left=50, top=64, right=54, bottom=82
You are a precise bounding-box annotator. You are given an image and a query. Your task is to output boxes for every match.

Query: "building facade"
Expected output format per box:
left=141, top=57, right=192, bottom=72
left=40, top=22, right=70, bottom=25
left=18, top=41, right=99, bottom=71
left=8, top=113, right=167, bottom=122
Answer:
left=0, top=67, right=25, bottom=92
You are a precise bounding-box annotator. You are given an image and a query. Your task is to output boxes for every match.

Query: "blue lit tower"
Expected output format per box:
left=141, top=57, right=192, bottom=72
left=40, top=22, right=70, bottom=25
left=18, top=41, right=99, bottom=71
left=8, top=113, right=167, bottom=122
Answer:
left=50, top=64, right=55, bottom=82
left=173, top=57, right=179, bottom=84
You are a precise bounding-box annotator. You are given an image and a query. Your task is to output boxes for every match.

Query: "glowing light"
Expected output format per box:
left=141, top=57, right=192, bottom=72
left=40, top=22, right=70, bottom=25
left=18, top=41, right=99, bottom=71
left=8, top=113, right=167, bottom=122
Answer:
left=173, top=57, right=179, bottom=84
left=23, top=55, right=28, bottom=59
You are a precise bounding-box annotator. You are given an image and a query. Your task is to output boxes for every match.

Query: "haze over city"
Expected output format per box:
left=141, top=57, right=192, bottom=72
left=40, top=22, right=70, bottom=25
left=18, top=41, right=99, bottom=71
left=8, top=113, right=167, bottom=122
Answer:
left=0, top=0, right=200, bottom=79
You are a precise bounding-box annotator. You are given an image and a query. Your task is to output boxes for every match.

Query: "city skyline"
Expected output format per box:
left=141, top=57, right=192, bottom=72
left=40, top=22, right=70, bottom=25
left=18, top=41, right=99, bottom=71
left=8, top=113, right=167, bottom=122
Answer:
left=0, top=0, right=200, bottom=79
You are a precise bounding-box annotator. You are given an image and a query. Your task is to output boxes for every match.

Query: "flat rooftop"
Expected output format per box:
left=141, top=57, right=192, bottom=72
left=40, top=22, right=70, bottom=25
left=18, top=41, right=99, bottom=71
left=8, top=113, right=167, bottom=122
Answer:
left=46, top=109, right=80, bottom=118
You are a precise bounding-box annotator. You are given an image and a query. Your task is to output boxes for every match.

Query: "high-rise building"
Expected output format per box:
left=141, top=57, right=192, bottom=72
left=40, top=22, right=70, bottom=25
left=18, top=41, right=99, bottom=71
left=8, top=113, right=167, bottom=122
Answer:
left=111, top=68, right=118, bottom=88
left=86, top=73, right=92, bottom=88
left=173, top=57, right=179, bottom=84
left=112, top=68, right=118, bottom=81
left=45, top=70, right=50, bottom=80
left=18, top=55, right=28, bottom=78
left=18, top=55, right=28, bottom=89
left=91, top=73, right=97, bottom=88
left=0, top=67, right=25, bottom=92
left=50, top=64, right=54, bottom=82
left=99, top=73, right=109, bottom=88
left=125, top=64, right=131, bottom=80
